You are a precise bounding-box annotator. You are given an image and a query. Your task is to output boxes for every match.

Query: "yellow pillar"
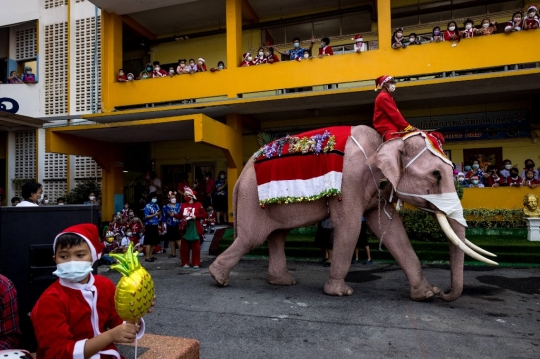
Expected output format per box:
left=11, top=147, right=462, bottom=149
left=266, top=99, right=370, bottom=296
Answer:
left=101, top=11, right=123, bottom=113
left=226, top=0, right=242, bottom=98
left=45, top=130, right=124, bottom=223
left=225, top=114, right=243, bottom=221
left=377, top=0, right=392, bottom=51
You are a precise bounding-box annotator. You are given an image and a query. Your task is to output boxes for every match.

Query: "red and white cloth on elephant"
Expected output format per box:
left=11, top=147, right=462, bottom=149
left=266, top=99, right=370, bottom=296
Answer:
left=253, top=126, right=350, bottom=206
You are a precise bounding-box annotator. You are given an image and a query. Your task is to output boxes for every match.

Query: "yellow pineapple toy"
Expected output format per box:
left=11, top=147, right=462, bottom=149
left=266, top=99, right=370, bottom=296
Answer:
left=110, top=242, right=155, bottom=322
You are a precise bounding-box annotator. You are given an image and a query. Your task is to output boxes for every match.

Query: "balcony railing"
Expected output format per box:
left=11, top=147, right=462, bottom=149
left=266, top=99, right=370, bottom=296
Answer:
left=105, top=30, right=540, bottom=111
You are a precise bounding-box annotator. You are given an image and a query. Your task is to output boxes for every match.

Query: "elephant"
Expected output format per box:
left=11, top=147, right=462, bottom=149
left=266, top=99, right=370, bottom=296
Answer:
left=209, top=125, right=496, bottom=301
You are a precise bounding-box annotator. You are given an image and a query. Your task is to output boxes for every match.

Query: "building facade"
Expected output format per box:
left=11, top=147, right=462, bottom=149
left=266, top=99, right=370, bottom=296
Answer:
left=1, top=0, right=540, bottom=220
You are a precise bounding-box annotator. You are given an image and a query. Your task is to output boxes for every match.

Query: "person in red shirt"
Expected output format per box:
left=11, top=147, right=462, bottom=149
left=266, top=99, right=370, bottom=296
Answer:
left=373, top=75, right=416, bottom=141
left=265, top=47, right=280, bottom=64
left=318, top=37, right=333, bottom=57
left=177, top=188, right=207, bottom=269
left=0, top=274, right=20, bottom=350
left=524, top=5, right=539, bottom=30
left=523, top=170, right=540, bottom=188
left=507, top=168, right=523, bottom=187
left=444, top=21, right=461, bottom=42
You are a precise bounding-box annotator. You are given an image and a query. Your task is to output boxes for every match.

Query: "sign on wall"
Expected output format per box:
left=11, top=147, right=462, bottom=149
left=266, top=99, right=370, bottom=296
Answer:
left=408, top=110, right=529, bottom=141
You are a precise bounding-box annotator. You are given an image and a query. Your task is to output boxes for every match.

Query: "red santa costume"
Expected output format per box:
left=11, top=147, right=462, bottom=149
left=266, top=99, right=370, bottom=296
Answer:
left=203, top=207, right=216, bottom=233
left=239, top=52, right=254, bottom=67
left=507, top=175, right=523, bottom=186
left=505, top=13, right=524, bottom=32
left=524, top=5, right=539, bottom=30
left=176, top=188, right=207, bottom=267
left=117, top=70, right=127, bottom=82
left=31, top=224, right=145, bottom=359
left=352, top=34, right=366, bottom=53
left=462, top=19, right=476, bottom=38
left=373, top=75, right=413, bottom=141
left=151, top=66, right=168, bottom=78
left=196, top=58, right=207, bottom=72
left=108, top=218, right=121, bottom=236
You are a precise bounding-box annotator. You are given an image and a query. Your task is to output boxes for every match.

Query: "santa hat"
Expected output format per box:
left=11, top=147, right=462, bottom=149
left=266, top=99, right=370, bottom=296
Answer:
left=167, top=191, right=177, bottom=199
left=374, top=75, right=394, bottom=91
left=528, top=5, right=538, bottom=13
left=457, top=172, right=465, bottom=177
left=243, top=52, right=251, bottom=59
left=352, top=34, right=363, bottom=41
left=198, top=57, right=205, bottom=63
left=183, top=186, right=197, bottom=200
left=53, top=223, right=103, bottom=264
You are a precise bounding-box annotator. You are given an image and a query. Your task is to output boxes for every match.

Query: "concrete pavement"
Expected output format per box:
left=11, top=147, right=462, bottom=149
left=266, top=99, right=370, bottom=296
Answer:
left=101, top=252, right=540, bottom=359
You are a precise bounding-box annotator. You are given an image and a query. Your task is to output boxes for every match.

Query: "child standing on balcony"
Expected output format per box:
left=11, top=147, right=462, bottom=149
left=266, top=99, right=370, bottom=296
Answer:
left=507, top=168, right=523, bottom=187
left=524, top=5, right=539, bottom=30
left=430, top=27, right=444, bottom=42
left=318, top=37, right=333, bottom=57
left=265, top=47, right=280, bottom=63
left=462, top=19, right=477, bottom=38
left=196, top=58, right=207, bottom=72
left=444, top=21, right=461, bottom=43
left=117, top=69, right=127, bottom=82
left=524, top=170, right=540, bottom=188
left=22, top=66, right=36, bottom=83
left=152, top=61, right=168, bottom=78
left=177, top=59, right=188, bottom=74
left=391, top=28, right=407, bottom=49
left=186, top=59, right=198, bottom=74
left=505, top=11, right=524, bottom=33
left=240, top=52, right=254, bottom=67
left=254, top=47, right=267, bottom=65
left=352, top=34, right=366, bottom=52
left=407, top=33, right=422, bottom=45
left=477, top=19, right=497, bottom=36
left=139, top=63, right=152, bottom=79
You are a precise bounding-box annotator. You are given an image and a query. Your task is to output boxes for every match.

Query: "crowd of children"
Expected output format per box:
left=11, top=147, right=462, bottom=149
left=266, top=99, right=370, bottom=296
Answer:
left=117, top=58, right=226, bottom=82
left=456, top=158, right=540, bottom=188
left=393, top=5, right=539, bottom=49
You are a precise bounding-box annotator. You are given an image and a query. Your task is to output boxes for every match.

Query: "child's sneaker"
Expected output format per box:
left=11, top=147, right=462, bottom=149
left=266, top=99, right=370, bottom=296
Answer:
left=181, top=265, right=190, bottom=269
left=364, top=259, right=373, bottom=265
left=192, top=266, right=200, bottom=270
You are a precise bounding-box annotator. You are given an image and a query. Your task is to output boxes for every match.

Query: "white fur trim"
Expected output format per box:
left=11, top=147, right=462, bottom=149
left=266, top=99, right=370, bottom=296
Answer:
left=53, top=232, right=98, bottom=263
left=257, top=171, right=342, bottom=202
left=73, top=339, right=87, bottom=359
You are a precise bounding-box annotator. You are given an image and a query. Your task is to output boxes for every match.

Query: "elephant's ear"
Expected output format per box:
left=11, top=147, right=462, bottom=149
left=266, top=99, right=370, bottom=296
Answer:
left=367, top=139, right=404, bottom=190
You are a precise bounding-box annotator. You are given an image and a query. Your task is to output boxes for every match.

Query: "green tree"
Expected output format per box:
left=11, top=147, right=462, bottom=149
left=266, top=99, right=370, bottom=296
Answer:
left=65, top=180, right=101, bottom=204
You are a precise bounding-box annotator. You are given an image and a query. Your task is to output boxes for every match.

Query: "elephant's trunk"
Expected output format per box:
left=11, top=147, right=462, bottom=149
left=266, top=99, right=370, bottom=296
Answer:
left=434, top=212, right=497, bottom=302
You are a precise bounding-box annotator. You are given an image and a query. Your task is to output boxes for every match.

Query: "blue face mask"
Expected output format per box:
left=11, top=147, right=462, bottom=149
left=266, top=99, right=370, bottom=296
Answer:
left=464, top=166, right=471, bottom=171
left=472, top=164, right=479, bottom=170
left=151, top=198, right=158, bottom=203
left=218, top=65, right=224, bottom=69
left=53, top=261, right=93, bottom=283
left=294, top=43, right=300, bottom=48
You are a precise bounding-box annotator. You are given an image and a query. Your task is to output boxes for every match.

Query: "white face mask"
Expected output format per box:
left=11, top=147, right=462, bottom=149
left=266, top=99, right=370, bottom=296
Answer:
left=409, top=37, right=415, bottom=42
left=529, top=12, right=536, bottom=18
left=397, top=191, right=467, bottom=227
left=169, top=69, right=175, bottom=74
left=457, top=177, right=464, bottom=182
left=449, top=26, right=456, bottom=31
left=258, top=51, right=263, bottom=56
left=303, top=53, right=309, bottom=58
left=127, top=75, right=134, bottom=81
left=154, top=66, right=160, bottom=71
left=43, top=199, right=49, bottom=204
left=387, top=84, right=396, bottom=93
left=89, top=196, right=96, bottom=201
left=483, top=23, right=490, bottom=28
left=171, top=198, right=177, bottom=204
left=127, top=232, right=133, bottom=237
left=247, top=56, right=252, bottom=61
left=220, top=175, right=225, bottom=179
left=465, top=24, right=472, bottom=30
left=505, top=164, right=512, bottom=170
left=53, top=261, right=93, bottom=283
left=58, top=202, right=64, bottom=205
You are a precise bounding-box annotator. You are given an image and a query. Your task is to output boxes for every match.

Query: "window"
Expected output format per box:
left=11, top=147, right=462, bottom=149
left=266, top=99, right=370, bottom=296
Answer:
left=286, top=23, right=312, bottom=43
left=313, top=18, right=340, bottom=38
left=342, top=12, right=372, bottom=34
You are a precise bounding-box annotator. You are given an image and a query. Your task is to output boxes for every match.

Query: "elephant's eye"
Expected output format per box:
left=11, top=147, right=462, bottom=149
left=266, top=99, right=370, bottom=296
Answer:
left=432, top=170, right=442, bottom=181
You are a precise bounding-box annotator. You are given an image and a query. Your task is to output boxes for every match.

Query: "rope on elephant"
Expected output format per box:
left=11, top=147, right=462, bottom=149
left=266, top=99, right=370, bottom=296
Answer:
left=349, top=135, right=393, bottom=250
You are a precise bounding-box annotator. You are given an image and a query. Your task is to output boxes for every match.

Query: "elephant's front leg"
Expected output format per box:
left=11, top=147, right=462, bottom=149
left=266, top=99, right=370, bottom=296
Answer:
left=267, top=229, right=296, bottom=286
left=364, top=207, right=440, bottom=301
left=323, top=215, right=361, bottom=296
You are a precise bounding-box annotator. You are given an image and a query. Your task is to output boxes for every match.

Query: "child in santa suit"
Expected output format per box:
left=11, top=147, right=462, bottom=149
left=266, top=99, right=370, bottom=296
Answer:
left=152, top=61, right=168, bottom=78
left=507, top=168, right=523, bottom=187
left=373, top=75, right=416, bottom=141
left=523, top=170, right=540, bottom=188
left=524, top=5, right=539, bottom=30
left=117, top=69, right=127, bottom=82
left=196, top=58, right=207, bottom=72
left=462, top=19, right=476, bottom=38
left=176, top=188, right=207, bottom=269
left=108, top=214, right=122, bottom=237
left=265, top=48, right=280, bottom=63
left=239, top=52, right=254, bottom=67
left=505, top=11, right=524, bottom=33
left=352, top=34, right=366, bottom=52
left=31, top=223, right=148, bottom=359
left=318, top=37, right=333, bottom=57
left=253, top=47, right=267, bottom=65
left=203, top=205, right=216, bottom=233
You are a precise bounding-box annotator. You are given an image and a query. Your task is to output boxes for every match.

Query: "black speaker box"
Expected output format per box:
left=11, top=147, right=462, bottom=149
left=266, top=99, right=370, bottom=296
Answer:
left=0, top=205, right=99, bottom=351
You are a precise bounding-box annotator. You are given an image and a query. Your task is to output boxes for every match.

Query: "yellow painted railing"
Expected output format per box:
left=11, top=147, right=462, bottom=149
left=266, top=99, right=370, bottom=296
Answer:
left=461, top=187, right=540, bottom=210
left=105, top=30, right=540, bottom=110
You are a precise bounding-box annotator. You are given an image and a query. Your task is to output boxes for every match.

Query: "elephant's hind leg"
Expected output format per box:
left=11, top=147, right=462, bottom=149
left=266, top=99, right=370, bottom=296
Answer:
left=267, top=230, right=296, bottom=286
left=209, top=230, right=270, bottom=287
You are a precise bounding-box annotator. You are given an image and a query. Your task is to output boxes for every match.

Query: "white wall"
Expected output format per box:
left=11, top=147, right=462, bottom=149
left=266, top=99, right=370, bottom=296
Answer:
left=0, top=0, right=40, bottom=27
left=0, top=83, right=43, bottom=117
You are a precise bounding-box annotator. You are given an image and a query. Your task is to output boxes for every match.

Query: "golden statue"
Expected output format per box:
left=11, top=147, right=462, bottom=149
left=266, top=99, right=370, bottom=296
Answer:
left=523, top=193, right=540, bottom=217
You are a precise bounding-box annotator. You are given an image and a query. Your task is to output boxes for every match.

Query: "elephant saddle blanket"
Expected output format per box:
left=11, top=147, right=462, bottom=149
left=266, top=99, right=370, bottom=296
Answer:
left=401, top=131, right=452, bottom=166
left=252, top=126, right=351, bottom=205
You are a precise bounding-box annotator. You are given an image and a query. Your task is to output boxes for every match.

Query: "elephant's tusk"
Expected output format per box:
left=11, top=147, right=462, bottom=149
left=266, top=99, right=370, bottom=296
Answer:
left=435, top=212, right=498, bottom=266
left=464, top=238, right=497, bottom=258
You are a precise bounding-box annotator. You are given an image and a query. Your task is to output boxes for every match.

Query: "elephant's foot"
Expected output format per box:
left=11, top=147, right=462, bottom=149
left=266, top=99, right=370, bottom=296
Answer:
left=209, top=262, right=230, bottom=287
left=324, top=278, right=353, bottom=296
left=268, top=271, right=296, bottom=286
left=409, top=278, right=441, bottom=301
